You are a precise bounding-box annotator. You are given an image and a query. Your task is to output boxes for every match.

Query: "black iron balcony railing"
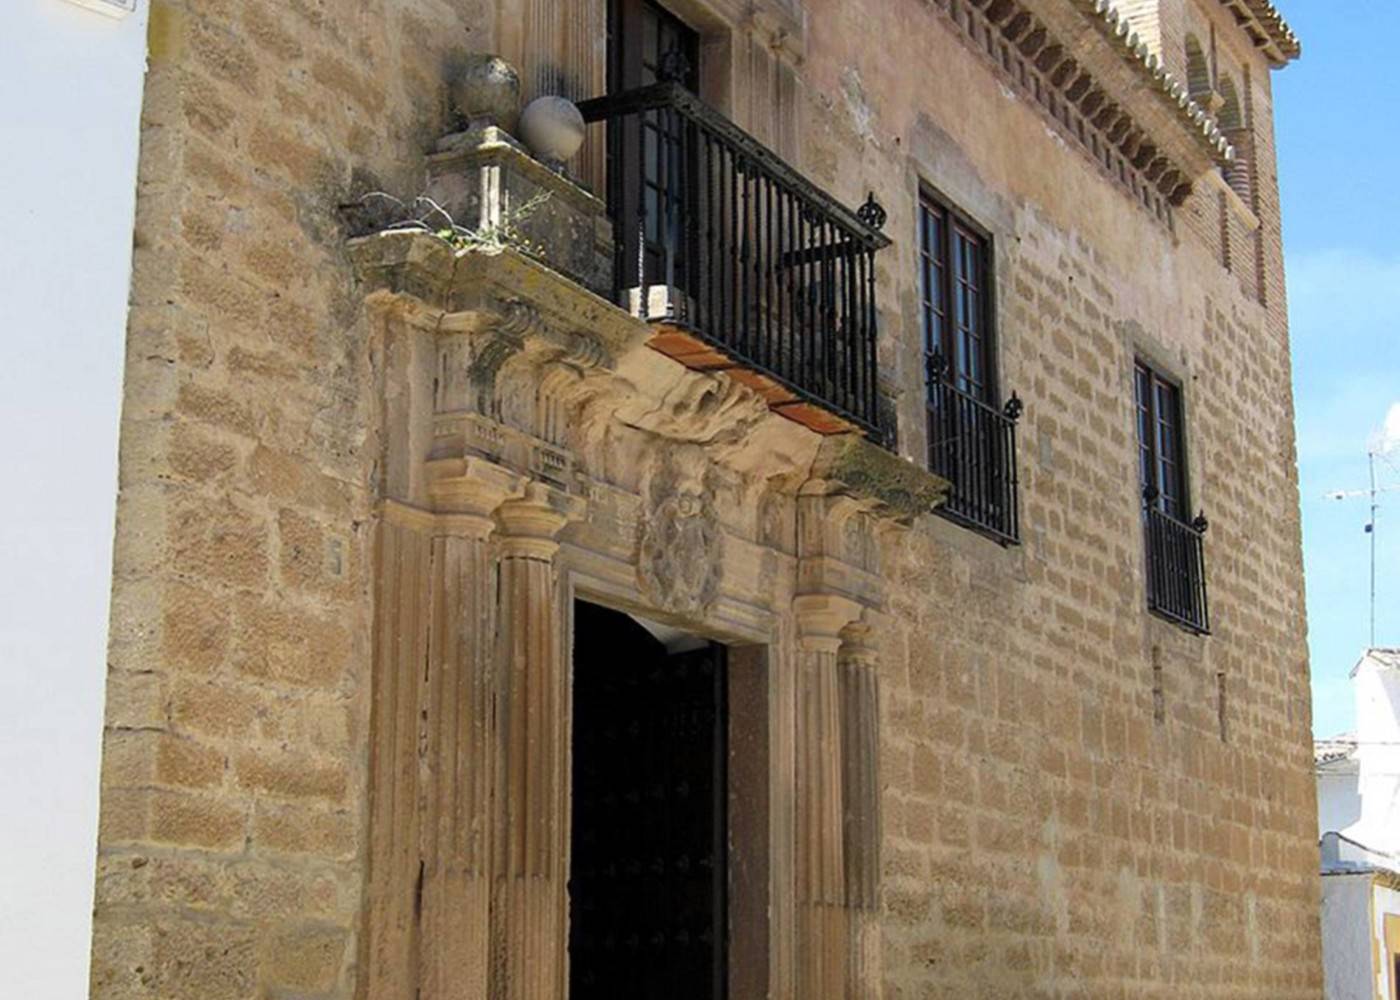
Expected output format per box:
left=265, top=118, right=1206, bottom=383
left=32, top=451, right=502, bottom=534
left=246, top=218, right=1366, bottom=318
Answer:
left=1144, top=499, right=1210, bottom=634
left=926, top=354, right=1022, bottom=544
left=577, top=81, right=892, bottom=438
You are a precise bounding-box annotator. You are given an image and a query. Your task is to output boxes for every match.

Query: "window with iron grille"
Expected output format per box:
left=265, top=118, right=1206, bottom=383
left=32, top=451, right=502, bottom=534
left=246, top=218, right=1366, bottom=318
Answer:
left=1135, top=360, right=1210, bottom=633
left=920, top=192, right=1022, bottom=544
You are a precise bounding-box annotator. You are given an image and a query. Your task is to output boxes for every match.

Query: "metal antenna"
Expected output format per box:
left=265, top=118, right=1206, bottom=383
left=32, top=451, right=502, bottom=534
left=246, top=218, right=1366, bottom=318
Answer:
left=1369, top=451, right=1378, bottom=649
left=1328, top=448, right=1400, bottom=650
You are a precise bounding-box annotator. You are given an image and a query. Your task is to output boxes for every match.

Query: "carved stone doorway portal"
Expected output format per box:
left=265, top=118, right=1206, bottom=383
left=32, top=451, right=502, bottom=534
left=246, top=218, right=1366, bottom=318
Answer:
left=569, top=601, right=729, bottom=999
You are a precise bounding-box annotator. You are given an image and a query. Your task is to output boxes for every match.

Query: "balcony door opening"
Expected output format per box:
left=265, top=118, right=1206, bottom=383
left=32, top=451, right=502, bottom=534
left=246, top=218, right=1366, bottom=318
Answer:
left=583, top=0, right=887, bottom=434
left=569, top=600, right=728, bottom=1000
left=607, top=0, right=701, bottom=310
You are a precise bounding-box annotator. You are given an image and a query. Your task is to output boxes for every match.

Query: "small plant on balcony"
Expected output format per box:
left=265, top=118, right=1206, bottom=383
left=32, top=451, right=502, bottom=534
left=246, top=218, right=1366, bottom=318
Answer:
left=345, top=191, right=551, bottom=259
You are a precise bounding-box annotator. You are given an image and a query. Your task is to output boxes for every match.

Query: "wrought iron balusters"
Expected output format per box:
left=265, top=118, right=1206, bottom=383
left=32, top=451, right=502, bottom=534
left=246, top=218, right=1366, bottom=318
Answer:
left=925, top=352, right=1022, bottom=544
left=579, top=82, right=891, bottom=437
left=1144, top=502, right=1210, bottom=633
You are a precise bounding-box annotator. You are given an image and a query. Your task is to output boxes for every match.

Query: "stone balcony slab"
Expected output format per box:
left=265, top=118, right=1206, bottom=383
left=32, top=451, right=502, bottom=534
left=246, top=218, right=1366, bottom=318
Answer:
left=347, top=230, right=948, bottom=530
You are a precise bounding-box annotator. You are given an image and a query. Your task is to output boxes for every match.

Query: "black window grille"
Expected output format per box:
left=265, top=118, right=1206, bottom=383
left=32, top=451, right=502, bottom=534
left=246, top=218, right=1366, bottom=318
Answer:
left=919, top=194, right=1021, bottom=543
left=1135, top=360, right=1210, bottom=633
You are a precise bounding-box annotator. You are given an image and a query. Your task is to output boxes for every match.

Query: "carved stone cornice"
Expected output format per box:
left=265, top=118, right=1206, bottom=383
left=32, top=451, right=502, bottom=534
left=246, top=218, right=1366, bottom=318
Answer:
left=349, top=233, right=646, bottom=366
left=351, top=231, right=887, bottom=469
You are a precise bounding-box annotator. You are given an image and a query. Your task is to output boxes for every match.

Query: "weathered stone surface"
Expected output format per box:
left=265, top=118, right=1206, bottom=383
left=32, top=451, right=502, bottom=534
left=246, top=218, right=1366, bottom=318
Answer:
left=91, top=0, right=1316, bottom=998
left=810, top=433, right=951, bottom=521
left=424, top=127, right=614, bottom=296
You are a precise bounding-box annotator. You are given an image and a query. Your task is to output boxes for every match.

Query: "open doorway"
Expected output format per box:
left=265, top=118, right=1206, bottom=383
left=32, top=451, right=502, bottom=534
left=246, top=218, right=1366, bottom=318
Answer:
left=569, top=600, right=728, bottom=999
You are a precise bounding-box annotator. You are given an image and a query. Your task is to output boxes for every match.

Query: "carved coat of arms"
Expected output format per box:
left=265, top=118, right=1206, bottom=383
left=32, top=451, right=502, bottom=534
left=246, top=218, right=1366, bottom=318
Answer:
left=637, top=485, right=723, bottom=619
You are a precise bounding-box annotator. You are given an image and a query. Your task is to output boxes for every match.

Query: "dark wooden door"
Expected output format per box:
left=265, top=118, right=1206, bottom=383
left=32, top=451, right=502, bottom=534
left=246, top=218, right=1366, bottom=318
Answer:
left=569, top=601, right=727, bottom=1000
left=607, top=0, right=700, bottom=300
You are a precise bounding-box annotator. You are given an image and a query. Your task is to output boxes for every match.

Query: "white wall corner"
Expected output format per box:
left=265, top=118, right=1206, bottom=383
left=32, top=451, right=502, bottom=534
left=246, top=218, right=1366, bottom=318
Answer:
left=61, top=0, right=138, bottom=18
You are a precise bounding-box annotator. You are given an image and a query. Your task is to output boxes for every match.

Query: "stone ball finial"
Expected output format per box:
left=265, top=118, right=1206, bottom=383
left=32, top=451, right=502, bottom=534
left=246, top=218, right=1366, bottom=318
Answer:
left=451, top=54, right=521, bottom=133
left=519, top=96, right=586, bottom=173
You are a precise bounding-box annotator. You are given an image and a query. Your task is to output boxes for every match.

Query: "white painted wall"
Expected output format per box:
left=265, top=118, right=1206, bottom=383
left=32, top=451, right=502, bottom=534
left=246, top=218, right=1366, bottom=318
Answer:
left=0, top=1, right=147, bottom=997
left=1322, top=874, right=1375, bottom=1000
left=1355, top=656, right=1400, bottom=855
left=1319, top=766, right=1363, bottom=839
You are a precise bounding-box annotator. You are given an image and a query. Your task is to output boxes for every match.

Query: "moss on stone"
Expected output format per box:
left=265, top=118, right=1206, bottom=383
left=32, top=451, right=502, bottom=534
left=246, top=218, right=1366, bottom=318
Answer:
left=812, top=434, right=948, bottom=520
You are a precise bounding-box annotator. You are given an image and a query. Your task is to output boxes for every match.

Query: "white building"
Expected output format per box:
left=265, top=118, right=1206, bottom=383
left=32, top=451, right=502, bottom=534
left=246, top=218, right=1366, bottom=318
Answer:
left=1317, top=649, right=1400, bottom=1000
left=0, top=1, right=147, bottom=997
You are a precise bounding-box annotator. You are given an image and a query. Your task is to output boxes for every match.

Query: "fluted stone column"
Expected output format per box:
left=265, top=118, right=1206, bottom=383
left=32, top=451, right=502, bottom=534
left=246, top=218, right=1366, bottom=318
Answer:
left=365, top=462, right=521, bottom=1000
left=419, top=470, right=521, bottom=1000
left=838, top=621, right=883, bottom=1000
left=365, top=504, right=435, bottom=1000
left=490, top=482, right=581, bottom=1000
left=792, top=593, right=859, bottom=999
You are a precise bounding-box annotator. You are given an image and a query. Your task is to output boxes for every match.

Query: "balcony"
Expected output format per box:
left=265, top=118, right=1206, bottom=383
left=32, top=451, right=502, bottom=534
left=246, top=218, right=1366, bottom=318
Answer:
left=578, top=82, right=892, bottom=439
left=925, top=354, right=1023, bottom=545
left=1144, top=503, right=1211, bottom=634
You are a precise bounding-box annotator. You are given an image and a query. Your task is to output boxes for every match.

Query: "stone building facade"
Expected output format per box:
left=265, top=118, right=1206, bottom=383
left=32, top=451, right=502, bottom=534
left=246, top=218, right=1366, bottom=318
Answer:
left=89, top=0, right=1318, bottom=998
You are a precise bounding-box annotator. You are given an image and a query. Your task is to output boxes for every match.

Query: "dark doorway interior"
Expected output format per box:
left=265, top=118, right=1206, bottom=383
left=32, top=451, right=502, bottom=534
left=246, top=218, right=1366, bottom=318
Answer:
left=569, top=601, right=728, bottom=1000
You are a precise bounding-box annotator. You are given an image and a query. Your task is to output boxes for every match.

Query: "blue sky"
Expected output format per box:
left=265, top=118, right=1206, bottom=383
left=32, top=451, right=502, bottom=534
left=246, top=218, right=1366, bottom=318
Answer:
left=1274, top=2, right=1400, bottom=737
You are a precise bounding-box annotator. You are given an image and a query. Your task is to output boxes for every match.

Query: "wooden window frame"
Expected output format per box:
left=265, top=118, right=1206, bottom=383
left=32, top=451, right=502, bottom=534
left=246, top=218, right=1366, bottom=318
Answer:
left=919, top=189, right=997, bottom=406
left=1135, top=357, right=1211, bottom=634
left=1134, top=359, right=1191, bottom=522
left=920, top=187, right=1022, bottom=545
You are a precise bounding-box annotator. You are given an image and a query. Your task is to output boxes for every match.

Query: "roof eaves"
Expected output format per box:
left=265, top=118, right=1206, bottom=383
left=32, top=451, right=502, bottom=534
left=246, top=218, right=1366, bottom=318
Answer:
left=1071, top=0, right=1235, bottom=166
left=1219, top=0, right=1301, bottom=67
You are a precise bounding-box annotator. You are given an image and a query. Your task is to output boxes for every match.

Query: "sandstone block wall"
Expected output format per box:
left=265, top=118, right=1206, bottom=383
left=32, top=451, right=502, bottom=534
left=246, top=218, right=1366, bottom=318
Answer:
left=91, top=1, right=1318, bottom=997
left=92, top=1, right=491, bottom=995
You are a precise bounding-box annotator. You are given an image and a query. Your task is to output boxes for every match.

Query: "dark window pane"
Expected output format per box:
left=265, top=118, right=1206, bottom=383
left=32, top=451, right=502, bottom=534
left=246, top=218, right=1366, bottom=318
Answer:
left=1136, top=363, right=1189, bottom=515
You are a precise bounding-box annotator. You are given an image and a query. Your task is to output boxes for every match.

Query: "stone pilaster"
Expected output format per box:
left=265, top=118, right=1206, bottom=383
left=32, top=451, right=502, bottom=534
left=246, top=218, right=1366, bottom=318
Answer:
left=364, top=502, right=435, bottom=1000
left=838, top=620, right=883, bottom=1000
left=419, top=468, right=522, bottom=1000
left=490, top=482, right=582, bottom=1000
left=365, top=456, right=531, bottom=1000
left=792, top=593, right=861, bottom=999
left=419, top=515, right=496, bottom=1000
left=365, top=461, right=523, bottom=1000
